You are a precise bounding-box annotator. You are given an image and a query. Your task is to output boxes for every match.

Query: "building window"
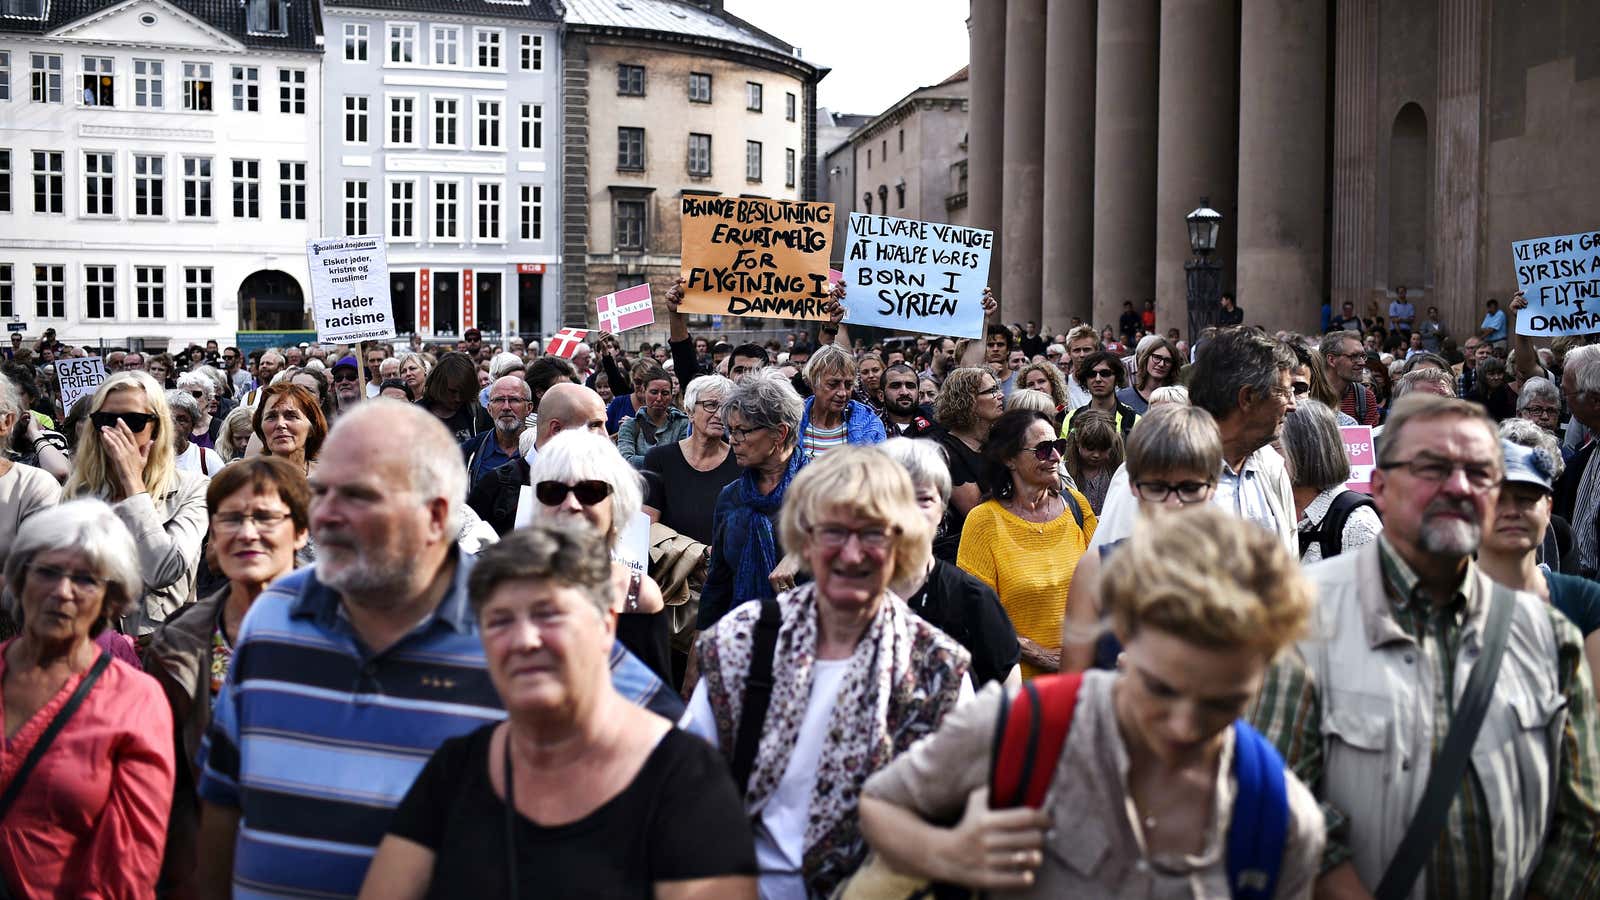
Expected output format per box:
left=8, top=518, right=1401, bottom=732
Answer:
left=184, top=267, right=213, bottom=319
left=345, top=95, right=369, bottom=143
left=245, top=0, right=288, bottom=35
left=433, top=179, right=460, bottom=240
left=344, top=23, right=369, bottom=62
left=183, top=156, right=212, bottom=218
left=617, top=127, right=644, bottom=171
left=34, top=264, right=64, bottom=318
left=615, top=199, right=645, bottom=251
left=688, top=133, right=711, bottom=177
left=231, top=159, right=259, bottom=218
left=79, top=56, right=113, bottom=106
left=278, top=68, right=305, bottom=114
left=83, top=151, right=114, bottom=216
left=183, top=62, right=211, bottom=111
left=745, top=141, right=762, bottom=182
left=785, top=148, right=796, bottom=188
left=389, top=178, right=416, bottom=239
left=432, top=97, right=460, bottom=148
left=388, top=94, right=416, bottom=146
left=896, top=183, right=905, bottom=209
left=0, top=264, right=11, bottom=319
left=32, top=150, right=62, bottom=213
left=133, top=59, right=162, bottom=108
left=231, top=65, right=258, bottom=111
left=518, top=103, right=542, bottom=150
left=518, top=185, right=542, bottom=240
left=431, top=25, right=461, bottom=67
left=84, top=265, right=115, bottom=319
left=343, top=180, right=368, bottom=234
left=688, top=72, right=711, bottom=103
left=862, top=192, right=872, bottom=214
left=133, top=153, right=164, bottom=218
left=520, top=34, right=543, bottom=71
left=0, top=149, right=8, bottom=213
left=786, top=91, right=796, bottom=122
left=0, top=52, right=10, bottom=102
left=475, top=29, right=502, bottom=69
left=617, top=64, right=644, bottom=96
left=389, top=23, right=416, bottom=64
left=746, top=81, right=762, bottom=111
left=867, top=148, right=871, bottom=169
left=475, top=99, right=501, bottom=149
left=31, top=52, right=61, bottom=104
left=278, top=161, right=306, bottom=220
left=475, top=181, right=501, bottom=241
left=898, top=128, right=905, bottom=152
left=134, top=265, right=164, bottom=319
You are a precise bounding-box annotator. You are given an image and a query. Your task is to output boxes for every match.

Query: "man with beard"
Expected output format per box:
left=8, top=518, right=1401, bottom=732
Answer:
left=329, top=355, right=365, bottom=415
left=461, top=375, right=532, bottom=489
left=880, top=362, right=939, bottom=438
left=1252, top=393, right=1600, bottom=899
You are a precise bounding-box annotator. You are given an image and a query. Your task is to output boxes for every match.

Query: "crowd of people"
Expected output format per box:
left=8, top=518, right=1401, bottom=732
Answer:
left=0, top=281, right=1598, bottom=899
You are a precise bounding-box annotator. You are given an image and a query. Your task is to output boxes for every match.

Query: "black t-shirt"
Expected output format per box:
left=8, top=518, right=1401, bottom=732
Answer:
left=904, top=559, right=1019, bottom=686
left=388, top=724, right=756, bottom=899
left=642, top=442, right=741, bottom=545
left=417, top=398, right=492, bottom=444
left=934, top=431, right=987, bottom=561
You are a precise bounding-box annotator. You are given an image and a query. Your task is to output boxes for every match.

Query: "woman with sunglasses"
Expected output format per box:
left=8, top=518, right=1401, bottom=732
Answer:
left=64, top=371, right=208, bottom=636
left=1116, top=336, right=1182, bottom=415
left=958, top=410, right=1096, bottom=677
left=1065, top=350, right=1138, bottom=438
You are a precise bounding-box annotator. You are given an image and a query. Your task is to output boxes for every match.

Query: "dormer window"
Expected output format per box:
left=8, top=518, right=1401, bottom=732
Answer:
left=0, top=0, right=46, bottom=21
left=244, top=0, right=288, bottom=36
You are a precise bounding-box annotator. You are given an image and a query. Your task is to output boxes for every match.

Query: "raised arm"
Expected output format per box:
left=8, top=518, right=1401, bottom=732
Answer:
left=1507, top=292, right=1547, bottom=382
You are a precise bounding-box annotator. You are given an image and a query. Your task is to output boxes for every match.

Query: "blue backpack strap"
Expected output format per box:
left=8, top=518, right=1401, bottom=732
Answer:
left=1227, top=720, right=1290, bottom=900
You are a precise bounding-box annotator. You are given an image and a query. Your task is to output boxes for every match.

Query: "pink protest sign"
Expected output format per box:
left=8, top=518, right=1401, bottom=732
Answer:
left=596, top=283, right=655, bottom=334
left=1342, top=425, right=1375, bottom=494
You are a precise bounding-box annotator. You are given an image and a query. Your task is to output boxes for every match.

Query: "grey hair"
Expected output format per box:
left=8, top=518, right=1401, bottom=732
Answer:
left=489, top=352, right=526, bottom=378
left=803, top=343, right=856, bottom=386
left=1499, top=417, right=1566, bottom=481
left=467, top=521, right=614, bottom=618
left=1279, top=399, right=1350, bottom=491
left=1391, top=368, right=1457, bottom=402
left=1376, top=394, right=1502, bottom=470
left=1318, top=331, right=1362, bottom=358
left=721, top=368, right=804, bottom=450
left=1518, top=376, right=1560, bottom=413
left=879, top=436, right=952, bottom=506
left=1401, top=352, right=1452, bottom=375
left=1189, top=327, right=1298, bottom=419
left=165, top=389, right=201, bottom=423
left=1565, top=344, right=1600, bottom=396
left=527, top=430, right=643, bottom=544
left=327, top=399, right=466, bottom=535
left=1148, top=385, right=1190, bottom=406
left=177, top=369, right=215, bottom=397
left=684, top=373, right=734, bottom=410
left=259, top=350, right=286, bottom=367
left=0, top=375, right=19, bottom=422
left=3, top=499, right=143, bottom=629
left=1005, top=388, right=1056, bottom=417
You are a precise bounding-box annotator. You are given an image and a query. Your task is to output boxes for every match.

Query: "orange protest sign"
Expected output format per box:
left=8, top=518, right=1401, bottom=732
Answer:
left=680, top=196, right=835, bottom=320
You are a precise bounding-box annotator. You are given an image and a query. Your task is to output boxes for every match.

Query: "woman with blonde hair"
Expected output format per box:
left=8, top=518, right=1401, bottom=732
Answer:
left=1016, top=361, right=1071, bottom=428
left=64, top=371, right=208, bottom=635
left=213, top=405, right=256, bottom=462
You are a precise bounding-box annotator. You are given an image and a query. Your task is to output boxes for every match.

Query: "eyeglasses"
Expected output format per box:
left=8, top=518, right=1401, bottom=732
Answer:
left=1333, top=351, right=1368, bottom=361
left=1291, top=382, right=1311, bottom=396
left=726, top=424, right=769, bottom=444
left=809, top=524, right=896, bottom=549
left=487, top=396, right=528, bottom=407
left=1148, top=355, right=1175, bottom=367
left=1133, top=480, right=1215, bottom=504
left=695, top=399, right=723, bottom=413
left=1088, top=368, right=1118, bottom=380
left=1268, top=385, right=1298, bottom=402
left=332, top=371, right=359, bottom=384
left=1378, top=455, right=1499, bottom=490
left=1027, top=438, right=1068, bottom=461
left=1522, top=405, right=1560, bottom=417
left=535, top=480, right=613, bottom=506
left=28, top=562, right=106, bottom=593
left=214, top=511, right=293, bottom=533
left=91, top=410, right=155, bottom=432
left=977, top=384, right=1002, bottom=397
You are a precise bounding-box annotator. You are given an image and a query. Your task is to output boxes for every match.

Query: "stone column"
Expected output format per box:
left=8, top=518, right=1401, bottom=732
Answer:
left=1154, top=0, right=1239, bottom=338
left=1091, top=0, right=1159, bottom=330
left=1435, top=0, right=1487, bottom=339
left=1236, top=0, right=1327, bottom=334
left=1330, top=0, right=1379, bottom=320
left=1041, top=2, right=1096, bottom=332
left=967, top=0, right=1006, bottom=307
left=1001, top=0, right=1046, bottom=325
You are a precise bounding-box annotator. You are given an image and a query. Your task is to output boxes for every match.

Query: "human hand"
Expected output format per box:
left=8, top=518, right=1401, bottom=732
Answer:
left=1510, top=291, right=1527, bottom=312
left=665, top=277, right=687, bottom=313
left=100, top=419, right=149, bottom=499
left=933, top=788, right=1049, bottom=890
left=823, top=297, right=848, bottom=325
left=769, top=552, right=802, bottom=593
left=980, top=286, right=998, bottom=316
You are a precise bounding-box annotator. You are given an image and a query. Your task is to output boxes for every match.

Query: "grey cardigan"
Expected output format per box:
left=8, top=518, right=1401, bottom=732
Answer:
left=111, top=469, right=209, bottom=635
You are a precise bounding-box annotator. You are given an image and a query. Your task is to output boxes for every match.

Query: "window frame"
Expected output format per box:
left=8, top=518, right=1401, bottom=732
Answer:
left=745, top=81, right=762, bottom=112
left=31, top=52, right=62, bottom=104
left=31, top=149, right=63, bottom=215
left=83, top=263, right=116, bottom=321
left=344, top=94, right=370, bottom=145
left=786, top=91, right=796, bottom=122
left=344, top=22, right=370, bottom=62
left=519, top=33, right=544, bottom=72
left=387, top=176, right=418, bottom=242
left=0, top=264, right=12, bottom=319
left=133, top=58, right=163, bottom=109
left=343, top=179, right=369, bottom=235
left=614, top=198, right=646, bottom=252
left=687, top=132, right=711, bottom=177
left=617, top=126, right=645, bottom=171
left=518, top=184, right=542, bottom=242
left=278, top=160, right=306, bottom=221
left=388, top=22, right=418, bottom=65
left=131, top=152, right=165, bottom=219
left=474, top=28, right=504, bottom=71
left=617, top=64, right=645, bottom=97
left=81, top=149, right=116, bottom=218
left=430, top=24, right=463, bottom=68
left=79, top=55, right=114, bottom=107
left=688, top=71, right=711, bottom=104
left=231, top=158, right=260, bottom=219
left=182, top=61, right=212, bottom=111
left=386, top=92, right=419, bottom=148
left=473, top=178, right=503, bottom=244
left=33, top=263, right=66, bottom=319
left=134, top=264, right=165, bottom=320
left=0, top=51, right=10, bottom=103
left=518, top=102, right=543, bottom=151
left=431, top=176, right=463, bottom=243
left=785, top=147, right=796, bottom=189
left=0, top=149, right=9, bottom=214
left=430, top=94, right=462, bottom=149
left=745, top=140, right=762, bottom=182
left=183, top=266, right=213, bottom=320
left=277, top=67, right=306, bottom=114
left=473, top=96, right=502, bottom=151
left=182, top=155, right=213, bottom=219
left=231, top=64, right=259, bottom=112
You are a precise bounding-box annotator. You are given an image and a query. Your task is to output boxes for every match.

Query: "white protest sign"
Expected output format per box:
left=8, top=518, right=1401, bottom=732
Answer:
left=611, top=512, right=652, bottom=579
left=1511, top=229, right=1600, bottom=336
left=56, top=356, right=107, bottom=411
left=842, top=213, right=993, bottom=338
left=305, top=235, right=396, bottom=343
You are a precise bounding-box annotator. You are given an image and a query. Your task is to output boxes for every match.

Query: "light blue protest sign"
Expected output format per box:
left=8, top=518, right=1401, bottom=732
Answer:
left=1512, top=229, right=1600, bottom=336
left=843, top=214, right=992, bottom=338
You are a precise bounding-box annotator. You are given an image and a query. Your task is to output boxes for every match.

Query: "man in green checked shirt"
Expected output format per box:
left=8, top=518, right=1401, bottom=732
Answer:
left=1250, top=393, right=1600, bottom=899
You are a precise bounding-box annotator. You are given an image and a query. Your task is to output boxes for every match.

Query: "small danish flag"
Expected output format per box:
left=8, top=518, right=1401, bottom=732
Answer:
left=548, top=327, right=588, bottom=359
left=596, top=283, right=656, bottom=334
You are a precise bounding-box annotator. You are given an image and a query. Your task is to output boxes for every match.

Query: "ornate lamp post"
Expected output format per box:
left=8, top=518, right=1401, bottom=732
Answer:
left=1184, top=198, right=1223, bottom=342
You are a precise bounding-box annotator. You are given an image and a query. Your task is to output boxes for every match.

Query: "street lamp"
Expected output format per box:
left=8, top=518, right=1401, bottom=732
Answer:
left=1184, top=198, right=1224, bottom=342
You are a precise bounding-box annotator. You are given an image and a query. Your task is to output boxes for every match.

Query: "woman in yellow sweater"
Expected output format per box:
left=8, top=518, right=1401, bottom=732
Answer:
left=957, top=409, right=1095, bottom=676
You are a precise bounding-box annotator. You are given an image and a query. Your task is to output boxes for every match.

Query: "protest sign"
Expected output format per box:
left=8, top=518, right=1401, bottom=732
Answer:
left=305, top=235, right=396, bottom=344
left=1342, top=426, right=1375, bottom=494
left=1511, top=229, right=1600, bottom=336
left=57, top=356, right=107, bottom=411
left=611, top=512, right=651, bottom=579
left=680, top=196, right=834, bottom=320
left=596, top=284, right=655, bottom=334
left=842, top=213, right=993, bottom=338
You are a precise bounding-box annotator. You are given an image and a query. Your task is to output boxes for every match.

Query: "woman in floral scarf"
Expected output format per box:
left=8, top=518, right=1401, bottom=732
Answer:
left=683, top=446, right=972, bottom=899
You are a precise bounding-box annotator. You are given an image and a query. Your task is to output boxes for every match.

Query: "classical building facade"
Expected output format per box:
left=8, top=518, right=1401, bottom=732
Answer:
left=969, top=0, right=1600, bottom=340
left=321, top=0, right=562, bottom=342
left=0, top=0, right=323, bottom=346
left=561, top=0, right=823, bottom=338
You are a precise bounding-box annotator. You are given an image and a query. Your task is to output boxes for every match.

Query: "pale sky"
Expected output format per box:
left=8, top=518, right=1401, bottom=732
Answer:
left=722, top=0, right=970, bottom=116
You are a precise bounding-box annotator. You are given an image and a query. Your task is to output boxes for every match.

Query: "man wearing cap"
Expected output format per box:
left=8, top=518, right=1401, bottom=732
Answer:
left=330, top=355, right=364, bottom=415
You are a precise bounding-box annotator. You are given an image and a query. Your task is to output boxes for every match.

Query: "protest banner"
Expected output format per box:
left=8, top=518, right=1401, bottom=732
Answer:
left=596, top=284, right=655, bottom=334
left=1342, top=425, right=1375, bottom=494
left=549, top=327, right=588, bottom=358
left=680, top=196, right=835, bottom=321
left=842, top=213, right=993, bottom=338
left=57, top=356, right=107, bottom=411
left=305, top=235, right=396, bottom=344
left=1511, top=229, right=1600, bottom=336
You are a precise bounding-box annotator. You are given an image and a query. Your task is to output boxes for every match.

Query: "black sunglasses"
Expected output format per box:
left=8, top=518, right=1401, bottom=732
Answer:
left=1028, top=438, right=1069, bottom=461
left=91, top=411, right=155, bottom=432
left=535, top=480, right=613, bottom=507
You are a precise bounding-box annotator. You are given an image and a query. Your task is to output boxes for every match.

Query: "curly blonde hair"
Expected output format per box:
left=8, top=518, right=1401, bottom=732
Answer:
left=933, top=367, right=993, bottom=433
left=1017, top=361, right=1070, bottom=411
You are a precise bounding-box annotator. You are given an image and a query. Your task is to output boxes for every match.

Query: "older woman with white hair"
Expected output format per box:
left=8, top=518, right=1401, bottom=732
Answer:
left=176, top=369, right=221, bottom=448
left=1517, top=374, right=1562, bottom=438
left=0, top=500, right=176, bottom=897
left=643, top=373, right=740, bottom=545
left=797, top=344, right=885, bottom=463
left=0, top=375, right=59, bottom=560
left=167, top=390, right=225, bottom=476
left=1279, top=399, right=1383, bottom=563
left=65, top=372, right=208, bottom=635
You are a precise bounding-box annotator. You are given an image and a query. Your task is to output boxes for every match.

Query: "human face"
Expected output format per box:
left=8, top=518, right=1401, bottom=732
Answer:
left=1067, top=338, right=1097, bottom=369
left=1144, top=346, right=1177, bottom=383
left=19, top=548, right=111, bottom=646
left=537, top=477, right=615, bottom=537
left=169, top=407, right=195, bottom=450
left=939, top=339, right=957, bottom=360
left=858, top=357, right=883, bottom=393
left=1289, top=366, right=1312, bottom=400
left=1115, top=628, right=1267, bottom=766
left=730, top=354, right=764, bottom=382
left=1245, top=368, right=1298, bottom=449
left=814, top=370, right=852, bottom=416
left=123, top=353, right=145, bottom=371
left=258, top=354, right=282, bottom=380
left=332, top=367, right=363, bottom=403
left=1563, top=367, right=1600, bottom=430
left=1131, top=466, right=1217, bottom=510
left=488, top=380, right=531, bottom=434
left=695, top=338, right=708, bottom=355
left=1521, top=398, right=1560, bottom=432
left=290, top=372, right=322, bottom=402
left=1372, top=414, right=1500, bottom=562
left=261, top=396, right=311, bottom=457
left=284, top=348, right=303, bottom=367
left=883, top=370, right=919, bottom=416
left=1010, top=420, right=1062, bottom=492
left=724, top=411, right=785, bottom=469
left=985, top=334, right=1009, bottom=364
left=365, top=350, right=385, bottom=373
left=1022, top=368, right=1053, bottom=398
left=400, top=357, right=428, bottom=393
left=1482, top=368, right=1506, bottom=390
left=912, top=480, right=944, bottom=532
left=1328, top=339, right=1365, bottom=384
left=642, top=378, right=673, bottom=416
left=99, top=386, right=157, bottom=452
left=1077, top=442, right=1112, bottom=472
left=918, top=378, right=938, bottom=405
left=805, top=509, right=896, bottom=614
left=1085, top=361, right=1119, bottom=398
left=1475, top=343, right=1493, bottom=365
left=571, top=348, right=592, bottom=371
left=973, top=375, right=1005, bottom=423
left=1007, top=350, right=1027, bottom=372
left=212, top=486, right=307, bottom=588
left=692, top=389, right=726, bottom=438
left=148, top=361, right=169, bottom=384
left=479, top=579, right=613, bottom=715
left=1485, top=482, right=1552, bottom=557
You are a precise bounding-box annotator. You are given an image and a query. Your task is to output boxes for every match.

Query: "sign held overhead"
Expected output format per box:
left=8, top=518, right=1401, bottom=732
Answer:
left=842, top=213, right=993, bottom=338
left=1511, top=229, right=1600, bottom=336
left=305, top=235, right=397, bottom=344
left=680, top=196, right=835, bottom=321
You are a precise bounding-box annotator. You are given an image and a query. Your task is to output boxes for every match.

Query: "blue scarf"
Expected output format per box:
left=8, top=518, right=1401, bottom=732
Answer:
left=731, top=450, right=803, bottom=605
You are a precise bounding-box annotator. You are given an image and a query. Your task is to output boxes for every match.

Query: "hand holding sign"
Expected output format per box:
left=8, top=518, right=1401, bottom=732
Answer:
left=1511, top=229, right=1600, bottom=336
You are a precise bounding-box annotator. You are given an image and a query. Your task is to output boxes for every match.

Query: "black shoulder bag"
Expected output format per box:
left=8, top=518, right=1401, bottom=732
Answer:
left=729, top=595, right=783, bottom=792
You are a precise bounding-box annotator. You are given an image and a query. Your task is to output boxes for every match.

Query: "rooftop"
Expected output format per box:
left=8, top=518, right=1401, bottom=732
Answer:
left=564, top=0, right=797, bottom=58
left=323, top=0, right=560, bottom=22
left=0, top=0, right=321, bottom=51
